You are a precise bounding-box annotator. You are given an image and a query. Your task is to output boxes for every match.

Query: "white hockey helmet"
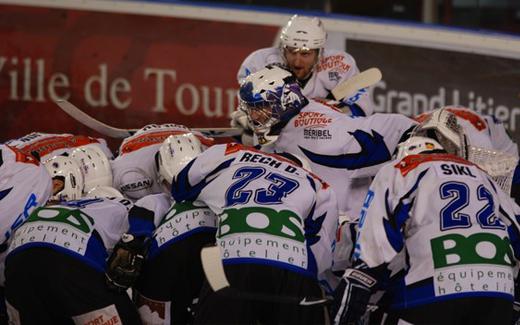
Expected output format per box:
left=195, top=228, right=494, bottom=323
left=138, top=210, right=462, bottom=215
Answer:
left=85, top=186, right=124, bottom=199
left=71, top=145, right=113, bottom=192
left=43, top=155, right=84, bottom=201
left=413, top=108, right=466, bottom=158
left=239, top=65, right=307, bottom=135
left=157, top=133, right=203, bottom=187
left=396, top=136, right=444, bottom=160
left=280, top=15, right=327, bottom=51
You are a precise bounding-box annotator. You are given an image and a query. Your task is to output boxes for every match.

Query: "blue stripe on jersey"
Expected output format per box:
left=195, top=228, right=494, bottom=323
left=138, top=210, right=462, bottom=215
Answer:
left=306, top=175, right=316, bottom=192
left=222, top=257, right=316, bottom=279
left=346, top=103, right=366, bottom=117
left=298, top=130, right=391, bottom=170
left=389, top=277, right=513, bottom=309
left=7, top=238, right=107, bottom=273
left=304, top=202, right=326, bottom=277
left=0, top=187, right=12, bottom=201
left=148, top=226, right=217, bottom=259
left=83, top=230, right=109, bottom=270
left=172, top=157, right=234, bottom=202
left=383, top=169, right=428, bottom=252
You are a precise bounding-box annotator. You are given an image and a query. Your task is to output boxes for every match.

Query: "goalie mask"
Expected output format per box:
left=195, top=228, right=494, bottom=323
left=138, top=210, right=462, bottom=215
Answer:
left=413, top=108, right=467, bottom=159
left=71, top=145, right=113, bottom=192
left=239, top=65, right=307, bottom=135
left=396, top=136, right=444, bottom=160
left=43, top=155, right=84, bottom=202
left=156, top=133, right=203, bottom=189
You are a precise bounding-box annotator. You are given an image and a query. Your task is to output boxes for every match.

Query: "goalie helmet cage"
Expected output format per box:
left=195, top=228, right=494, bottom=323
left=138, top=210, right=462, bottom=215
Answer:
left=466, top=145, right=518, bottom=194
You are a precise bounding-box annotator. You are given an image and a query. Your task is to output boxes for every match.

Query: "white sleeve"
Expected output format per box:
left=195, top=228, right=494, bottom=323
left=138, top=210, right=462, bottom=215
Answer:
left=309, top=180, right=340, bottom=291
left=354, top=164, right=403, bottom=267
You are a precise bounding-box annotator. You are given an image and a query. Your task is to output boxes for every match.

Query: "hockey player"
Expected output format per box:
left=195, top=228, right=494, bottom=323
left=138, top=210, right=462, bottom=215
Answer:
left=5, top=131, right=113, bottom=162
left=0, top=145, right=53, bottom=323
left=416, top=105, right=520, bottom=203
left=238, top=65, right=416, bottom=228
left=170, top=142, right=338, bottom=324
left=4, top=188, right=171, bottom=324
left=330, top=114, right=520, bottom=324
left=236, top=15, right=373, bottom=117
left=111, top=124, right=214, bottom=200
left=114, top=133, right=218, bottom=325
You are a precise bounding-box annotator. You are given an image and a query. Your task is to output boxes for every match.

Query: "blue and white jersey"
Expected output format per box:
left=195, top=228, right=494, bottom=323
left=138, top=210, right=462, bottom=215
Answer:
left=7, top=197, right=133, bottom=272
left=355, top=153, right=520, bottom=309
left=0, top=145, right=52, bottom=247
left=238, top=47, right=373, bottom=117
left=0, top=145, right=52, bottom=285
left=171, top=143, right=338, bottom=284
left=269, top=99, right=416, bottom=218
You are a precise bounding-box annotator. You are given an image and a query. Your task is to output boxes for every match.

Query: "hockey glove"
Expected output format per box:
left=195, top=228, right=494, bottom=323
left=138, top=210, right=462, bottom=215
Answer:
left=330, top=268, right=378, bottom=325
left=106, top=233, right=149, bottom=293
left=230, top=110, right=254, bottom=146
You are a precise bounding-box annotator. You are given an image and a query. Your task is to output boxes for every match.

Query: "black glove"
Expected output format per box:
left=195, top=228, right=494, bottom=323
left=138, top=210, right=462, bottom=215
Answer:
left=330, top=268, right=378, bottom=325
left=105, top=233, right=149, bottom=293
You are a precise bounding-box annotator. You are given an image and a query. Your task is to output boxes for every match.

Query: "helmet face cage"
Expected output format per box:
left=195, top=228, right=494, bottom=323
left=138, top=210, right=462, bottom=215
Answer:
left=44, top=156, right=85, bottom=202
left=239, top=66, right=306, bottom=134
left=413, top=108, right=466, bottom=158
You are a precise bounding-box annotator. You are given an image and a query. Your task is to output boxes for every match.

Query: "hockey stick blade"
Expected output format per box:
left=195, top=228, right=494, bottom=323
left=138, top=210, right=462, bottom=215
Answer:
left=331, top=67, right=382, bottom=101
left=201, top=246, right=230, bottom=291
left=55, top=100, right=242, bottom=138
left=200, top=246, right=332, bottom=306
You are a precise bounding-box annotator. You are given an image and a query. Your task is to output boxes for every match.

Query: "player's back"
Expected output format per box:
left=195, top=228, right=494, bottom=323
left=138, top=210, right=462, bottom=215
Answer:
left=359, top=153, right=517, bottom=308
left=171, top=142, right=338, bottom=278
left=7, top=197, right=132, bottom=271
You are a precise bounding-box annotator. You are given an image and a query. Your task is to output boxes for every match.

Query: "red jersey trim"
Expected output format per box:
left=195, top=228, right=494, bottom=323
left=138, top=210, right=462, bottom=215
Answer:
left=395, top=153, right=475, bottom=177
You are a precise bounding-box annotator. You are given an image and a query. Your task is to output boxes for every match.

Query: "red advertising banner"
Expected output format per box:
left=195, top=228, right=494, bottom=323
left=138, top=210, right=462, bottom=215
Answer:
left=0, top=4, right=278, bottom=146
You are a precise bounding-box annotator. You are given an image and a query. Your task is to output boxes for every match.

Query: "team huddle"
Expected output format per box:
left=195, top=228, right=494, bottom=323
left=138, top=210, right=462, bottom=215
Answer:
left=1, top=14, right=520, bottom=325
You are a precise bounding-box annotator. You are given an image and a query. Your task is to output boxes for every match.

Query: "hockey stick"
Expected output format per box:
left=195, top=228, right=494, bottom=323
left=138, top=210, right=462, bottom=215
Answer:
left=200, top=246, right=332, bottom=306
left=55, top=100, right=242, bottom=138
left=331, top=67, right=382, bottom=101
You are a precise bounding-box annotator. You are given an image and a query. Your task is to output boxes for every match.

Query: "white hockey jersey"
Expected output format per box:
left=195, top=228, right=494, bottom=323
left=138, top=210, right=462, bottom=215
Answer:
left=0, top=145, right=52, bottom=246
left=0, top=145, right=53, bottom=285
left=237, top=47, right=374, bottom=116
left=7, top=194, right=170, bottom=272
left=355, top=153, right=520, bottom=308
left=5, top=132, right=113, bottom=162
left=268, top=99, right=416, bottom=218
left=111, top=124, right=214, bottom=200
left=171, top=143, right=338, bottom=284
